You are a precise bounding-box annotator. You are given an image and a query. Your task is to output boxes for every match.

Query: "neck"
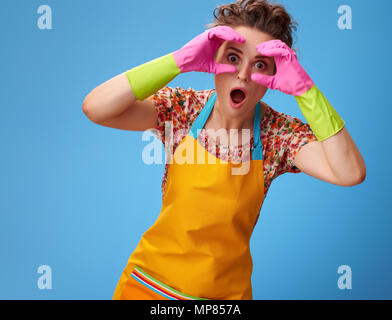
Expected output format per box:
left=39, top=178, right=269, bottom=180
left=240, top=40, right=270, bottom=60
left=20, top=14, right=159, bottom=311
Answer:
left=212, top=98, right=254, bottom=130
left=204, top=97, right=264, bottom=147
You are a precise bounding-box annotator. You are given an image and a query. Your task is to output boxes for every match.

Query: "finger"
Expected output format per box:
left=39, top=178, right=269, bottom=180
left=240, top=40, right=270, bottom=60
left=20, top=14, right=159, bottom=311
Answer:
left=257, top=39, right=289, bottom=50
left=256, top=45, right=289, bottom=58
left=213, top=63, right=238, bottom=75
left=208, top=26, right=246, bottom=44
left=256, top=40, right=292, bottom=57
left=251, top=73, right=276, bottom=89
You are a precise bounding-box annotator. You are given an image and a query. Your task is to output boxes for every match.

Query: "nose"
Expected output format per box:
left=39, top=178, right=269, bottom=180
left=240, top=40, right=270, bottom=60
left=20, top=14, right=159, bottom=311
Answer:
left=236, top=63, right=251, bottom=83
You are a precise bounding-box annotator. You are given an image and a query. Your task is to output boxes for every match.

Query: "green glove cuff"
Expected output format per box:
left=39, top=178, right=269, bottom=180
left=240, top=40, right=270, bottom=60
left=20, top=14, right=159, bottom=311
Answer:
left=295, top=84, right=345, bottom=141
left=125, top=53, right=181, bottom=101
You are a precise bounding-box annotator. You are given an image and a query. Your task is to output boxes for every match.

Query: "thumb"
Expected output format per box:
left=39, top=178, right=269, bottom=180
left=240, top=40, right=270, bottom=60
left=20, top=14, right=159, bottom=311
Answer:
left=251, top=73, right=276, bottom=89
left=213, top=63, right=237, bottom=75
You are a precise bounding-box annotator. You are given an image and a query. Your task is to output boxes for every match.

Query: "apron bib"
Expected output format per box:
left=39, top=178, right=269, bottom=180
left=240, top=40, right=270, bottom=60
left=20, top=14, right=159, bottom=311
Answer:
left=113, top=92, right=265, bottom=300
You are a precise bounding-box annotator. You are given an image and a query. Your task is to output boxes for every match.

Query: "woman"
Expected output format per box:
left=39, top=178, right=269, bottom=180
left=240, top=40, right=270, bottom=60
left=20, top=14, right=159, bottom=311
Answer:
left=82, top=0, right=366, bottom=300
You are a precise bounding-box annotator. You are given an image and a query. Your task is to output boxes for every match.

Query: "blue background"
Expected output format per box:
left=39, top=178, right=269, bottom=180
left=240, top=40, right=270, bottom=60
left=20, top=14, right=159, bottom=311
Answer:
left=0, top=0, right=390, bottom=299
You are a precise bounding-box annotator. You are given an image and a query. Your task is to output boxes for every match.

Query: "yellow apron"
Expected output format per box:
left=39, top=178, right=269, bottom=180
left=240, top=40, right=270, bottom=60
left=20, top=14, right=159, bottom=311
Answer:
left=113, top=92, right=264, bottom=300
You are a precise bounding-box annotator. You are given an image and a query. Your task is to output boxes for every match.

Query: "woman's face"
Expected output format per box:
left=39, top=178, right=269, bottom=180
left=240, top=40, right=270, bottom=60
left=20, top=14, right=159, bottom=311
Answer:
left=214, top=25, right=276, bottom=119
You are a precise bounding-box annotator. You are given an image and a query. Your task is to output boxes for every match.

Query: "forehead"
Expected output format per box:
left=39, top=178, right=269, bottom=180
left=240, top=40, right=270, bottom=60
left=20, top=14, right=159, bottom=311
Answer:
left=232, top=25, right=275, bottom=44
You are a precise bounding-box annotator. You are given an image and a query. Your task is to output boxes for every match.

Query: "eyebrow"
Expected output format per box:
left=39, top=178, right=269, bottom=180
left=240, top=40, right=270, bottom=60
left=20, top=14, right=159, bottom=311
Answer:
left=227, top=46, right=269, bottom=59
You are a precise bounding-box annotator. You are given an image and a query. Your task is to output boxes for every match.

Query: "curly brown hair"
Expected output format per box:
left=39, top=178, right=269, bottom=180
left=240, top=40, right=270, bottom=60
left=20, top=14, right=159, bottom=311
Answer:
left=205, top=0, right=297, bottom=49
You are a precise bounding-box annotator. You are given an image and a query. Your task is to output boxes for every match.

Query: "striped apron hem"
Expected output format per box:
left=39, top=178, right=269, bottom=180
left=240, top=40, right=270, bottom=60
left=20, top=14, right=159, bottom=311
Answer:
left=131, top=266, right=210, bottom=300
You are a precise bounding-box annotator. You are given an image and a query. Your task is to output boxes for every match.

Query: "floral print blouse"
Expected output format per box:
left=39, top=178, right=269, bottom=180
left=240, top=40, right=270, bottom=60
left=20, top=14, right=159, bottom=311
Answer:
left=147, top=86, right=318, bottom=202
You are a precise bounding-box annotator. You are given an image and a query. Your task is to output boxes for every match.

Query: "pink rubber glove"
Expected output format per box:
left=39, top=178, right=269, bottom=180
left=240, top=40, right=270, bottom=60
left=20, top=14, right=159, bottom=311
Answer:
left=250, top=39, right=314, bottom=96
left=172, top=26, right=246, bottom=75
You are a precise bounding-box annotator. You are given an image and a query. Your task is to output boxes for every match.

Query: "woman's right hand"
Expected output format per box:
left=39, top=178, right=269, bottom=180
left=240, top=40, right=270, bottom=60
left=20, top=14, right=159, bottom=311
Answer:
left=172, top=26, right=246, bottom=75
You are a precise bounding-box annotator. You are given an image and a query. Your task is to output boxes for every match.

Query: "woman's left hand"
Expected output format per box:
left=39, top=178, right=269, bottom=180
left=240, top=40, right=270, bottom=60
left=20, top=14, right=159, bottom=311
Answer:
left=251, top=39, right=314, bottom=96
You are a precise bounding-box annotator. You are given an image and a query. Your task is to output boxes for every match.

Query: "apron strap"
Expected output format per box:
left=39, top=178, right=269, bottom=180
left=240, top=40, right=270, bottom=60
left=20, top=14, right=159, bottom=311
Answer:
left=189, top=91, right=217, bottom=139
left=252, top=101, right=263, bottom=160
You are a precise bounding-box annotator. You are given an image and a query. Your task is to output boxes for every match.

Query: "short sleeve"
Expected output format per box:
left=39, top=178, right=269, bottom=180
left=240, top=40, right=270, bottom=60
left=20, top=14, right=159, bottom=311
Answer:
left=281, top=116, right=318, bottom=174
left=146, top=86, right=200, bottom=147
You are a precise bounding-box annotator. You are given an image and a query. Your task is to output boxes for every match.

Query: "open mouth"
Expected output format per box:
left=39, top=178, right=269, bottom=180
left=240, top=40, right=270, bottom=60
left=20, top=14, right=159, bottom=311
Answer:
left=230, top=88, right=247, bottom=105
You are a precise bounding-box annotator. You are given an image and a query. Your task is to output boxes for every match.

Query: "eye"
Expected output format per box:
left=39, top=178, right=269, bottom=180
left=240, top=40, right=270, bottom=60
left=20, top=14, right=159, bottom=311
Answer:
left=227, top=53, right=239, bottom=63
left=255, top=61, right=267, bottom=70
